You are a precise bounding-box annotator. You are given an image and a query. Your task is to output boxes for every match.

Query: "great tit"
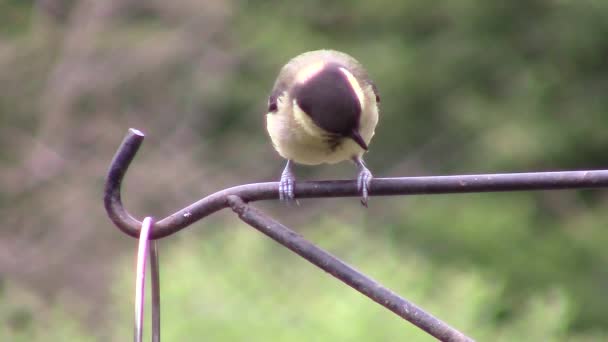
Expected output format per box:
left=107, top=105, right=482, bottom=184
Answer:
left=266, top=49, right=380, bottom=206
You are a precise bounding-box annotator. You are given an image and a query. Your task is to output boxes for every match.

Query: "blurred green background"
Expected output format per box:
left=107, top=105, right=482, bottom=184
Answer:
left=2, top=0, right=608, bottom=341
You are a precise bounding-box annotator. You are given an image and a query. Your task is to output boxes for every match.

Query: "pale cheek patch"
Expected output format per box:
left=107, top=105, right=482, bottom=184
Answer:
left=295, top=61, right=326, bottom=84
left=339, top=67, right=365, bottom=110
left=292, top=99, right=327, bottom=138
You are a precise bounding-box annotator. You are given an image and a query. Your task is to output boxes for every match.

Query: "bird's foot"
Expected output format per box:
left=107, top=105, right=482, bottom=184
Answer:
left=354, top=157, right=373, bottom=207
left=279, top=172, right=295, bottom=202
left=357, top=167, right=373, bottom=207
left=279, top=160, right=297, bottom=204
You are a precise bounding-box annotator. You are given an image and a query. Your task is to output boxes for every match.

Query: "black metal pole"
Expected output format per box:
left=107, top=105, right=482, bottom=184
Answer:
left=104, top=129, right=608, bottom=239
left=227, top=195, right=474, bottom=342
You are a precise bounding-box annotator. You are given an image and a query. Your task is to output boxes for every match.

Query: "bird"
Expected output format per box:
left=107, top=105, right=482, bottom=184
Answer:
left=266, top=49, right=380, bottom=206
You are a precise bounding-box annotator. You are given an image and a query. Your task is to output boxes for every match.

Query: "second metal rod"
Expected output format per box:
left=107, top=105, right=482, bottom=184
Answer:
left=227, top=195, right=474, bottom=342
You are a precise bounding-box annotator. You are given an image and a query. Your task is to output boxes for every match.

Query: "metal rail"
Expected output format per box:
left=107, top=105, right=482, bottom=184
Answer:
left=105, top=128, right=608, bottom=341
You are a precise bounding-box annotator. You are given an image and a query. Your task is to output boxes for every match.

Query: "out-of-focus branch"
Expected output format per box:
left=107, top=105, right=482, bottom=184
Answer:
left=227, top=195, right=474, bottom=342
left=105, top=128, right=608, bottom=239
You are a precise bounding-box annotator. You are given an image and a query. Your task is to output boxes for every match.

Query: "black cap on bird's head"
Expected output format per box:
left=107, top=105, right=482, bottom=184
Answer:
left=292, top=62, right=368, bottom=150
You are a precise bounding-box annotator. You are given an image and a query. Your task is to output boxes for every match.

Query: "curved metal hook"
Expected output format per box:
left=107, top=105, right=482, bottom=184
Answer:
left=104, top=129, right=283, bottom=239
left=105, top=128, right=608, bottom=239
left=104, top=129, right=146, bottom=237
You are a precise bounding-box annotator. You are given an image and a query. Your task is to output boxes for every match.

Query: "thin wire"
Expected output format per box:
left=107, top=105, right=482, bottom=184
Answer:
left=150, top=240, right=161, bottom=342
left=135, top=217, right=153, bottom=342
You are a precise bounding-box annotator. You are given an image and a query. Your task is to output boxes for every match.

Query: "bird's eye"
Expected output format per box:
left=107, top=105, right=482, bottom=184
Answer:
left=268, top=96, right=278, bottom=112
left=375, top=93, right=380, bottom=103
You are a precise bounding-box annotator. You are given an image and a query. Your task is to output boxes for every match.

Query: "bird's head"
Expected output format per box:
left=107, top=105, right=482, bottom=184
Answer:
left=290, top=60, right=369, bottom=150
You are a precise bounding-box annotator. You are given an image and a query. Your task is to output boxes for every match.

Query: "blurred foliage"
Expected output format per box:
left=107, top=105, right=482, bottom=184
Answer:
left=1, top=0, right=608, bottom=340
left=0, top=279, right=94, bottom=341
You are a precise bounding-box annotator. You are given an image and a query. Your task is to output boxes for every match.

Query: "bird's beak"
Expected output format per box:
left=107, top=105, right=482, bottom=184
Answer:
left=350, top=130, right=368, bottom=151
